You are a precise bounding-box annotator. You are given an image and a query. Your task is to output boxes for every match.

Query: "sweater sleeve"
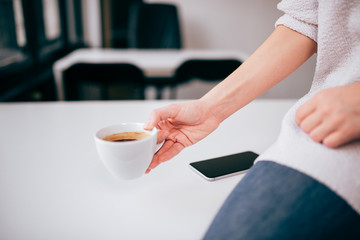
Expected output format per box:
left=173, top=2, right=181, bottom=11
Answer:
left=275, top=0, right=318, bottom=42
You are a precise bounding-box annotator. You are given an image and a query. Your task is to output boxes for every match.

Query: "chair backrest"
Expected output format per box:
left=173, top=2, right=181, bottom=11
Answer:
left=127, top=3, right=182, bottom=49
left=174, top=59, right=242, bottom=85
left=63, top=63, right=145, bottom=100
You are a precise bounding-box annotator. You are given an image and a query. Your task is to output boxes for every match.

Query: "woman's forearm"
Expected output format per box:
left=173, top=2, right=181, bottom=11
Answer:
left=200, top=25, right=317, bottom=123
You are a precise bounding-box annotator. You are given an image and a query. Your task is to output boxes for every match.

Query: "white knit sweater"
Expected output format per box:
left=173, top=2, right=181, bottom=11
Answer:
left=257, top=0, right=360, bottom=214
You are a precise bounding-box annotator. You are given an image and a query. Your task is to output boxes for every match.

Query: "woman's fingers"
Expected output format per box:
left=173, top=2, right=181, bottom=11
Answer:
left=145, top=139, right=186, bottom=173
left=298, top=111, right=322, bottom=134
left=307, top=121, right=336, bottom=144
left=144, top=104, right=180, bottom=130
left=295, top=99, right=316, bottom=126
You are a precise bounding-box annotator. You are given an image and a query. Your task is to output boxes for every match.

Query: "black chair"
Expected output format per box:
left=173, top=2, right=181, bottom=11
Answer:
left=63, top=63, right=145, bottom=100
left=170, top=59, right=242, bottom=99
left=127, top=2, right=182, bottom=49
left=126, top=2, right=182, bottom=99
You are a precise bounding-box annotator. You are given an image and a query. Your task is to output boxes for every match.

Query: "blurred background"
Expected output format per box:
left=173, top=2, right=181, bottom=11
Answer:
left=0, top=0, right=316, bottom=102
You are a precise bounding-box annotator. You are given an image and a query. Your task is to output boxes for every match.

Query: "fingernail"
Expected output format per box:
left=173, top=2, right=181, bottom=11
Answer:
left=144, top=121, right=152, bottom=130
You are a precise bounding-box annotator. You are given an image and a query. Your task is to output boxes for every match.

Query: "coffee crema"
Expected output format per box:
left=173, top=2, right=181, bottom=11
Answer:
left=102, top=131, right=150, bottom=142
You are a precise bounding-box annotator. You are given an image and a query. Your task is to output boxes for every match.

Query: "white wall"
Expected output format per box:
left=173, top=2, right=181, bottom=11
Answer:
left=83, top=0, right=316, bottom=99
left=147, top=0, right=278, bottom=52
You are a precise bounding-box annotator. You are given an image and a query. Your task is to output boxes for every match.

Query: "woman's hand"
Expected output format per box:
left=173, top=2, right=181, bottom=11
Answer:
left=296, top=81, right=360, bottom=148
left=144, top=100, right=221, bottom=173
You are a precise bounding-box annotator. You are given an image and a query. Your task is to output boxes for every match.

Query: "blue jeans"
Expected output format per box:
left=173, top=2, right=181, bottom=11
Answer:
left=204, top=161, right=360, bottom=240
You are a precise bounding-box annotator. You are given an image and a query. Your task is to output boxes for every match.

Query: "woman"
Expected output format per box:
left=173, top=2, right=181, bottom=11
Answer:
left=144, top=1, right=360, bottom=238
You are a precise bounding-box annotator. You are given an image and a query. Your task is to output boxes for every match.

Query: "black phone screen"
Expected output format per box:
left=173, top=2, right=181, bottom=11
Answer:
left=189, top=151, right=259, bottom=180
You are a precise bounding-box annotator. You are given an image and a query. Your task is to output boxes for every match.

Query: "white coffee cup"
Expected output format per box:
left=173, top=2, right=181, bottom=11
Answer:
left=94, top=123, right=161, bottom=180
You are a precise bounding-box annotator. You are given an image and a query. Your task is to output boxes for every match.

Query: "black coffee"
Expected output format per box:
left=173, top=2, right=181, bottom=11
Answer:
left=102, top=132, right=150, bottom=142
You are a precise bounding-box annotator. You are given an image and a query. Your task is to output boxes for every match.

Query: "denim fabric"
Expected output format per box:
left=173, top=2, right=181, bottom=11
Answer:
left=204, top=161, right=360, bottom=240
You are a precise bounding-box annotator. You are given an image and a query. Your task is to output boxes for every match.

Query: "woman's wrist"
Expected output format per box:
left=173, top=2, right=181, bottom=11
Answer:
left=198, top=93, right=234, bottom=124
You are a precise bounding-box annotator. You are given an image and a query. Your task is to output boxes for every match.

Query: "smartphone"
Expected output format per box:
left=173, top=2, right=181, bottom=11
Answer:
left=189, top=151, right=259, bottom=181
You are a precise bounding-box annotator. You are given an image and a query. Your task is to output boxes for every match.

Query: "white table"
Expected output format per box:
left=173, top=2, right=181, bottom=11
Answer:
left=53, top=49, right=249, bottom=100
left=0, top=99, right=295, bottom=240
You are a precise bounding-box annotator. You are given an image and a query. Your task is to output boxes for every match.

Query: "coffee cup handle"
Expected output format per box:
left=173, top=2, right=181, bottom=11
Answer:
left=155, top=140, right=165, bottom=154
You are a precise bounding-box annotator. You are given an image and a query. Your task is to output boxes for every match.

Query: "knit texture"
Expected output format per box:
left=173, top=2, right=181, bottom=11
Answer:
left=257, top=0, right=360, bottom=214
